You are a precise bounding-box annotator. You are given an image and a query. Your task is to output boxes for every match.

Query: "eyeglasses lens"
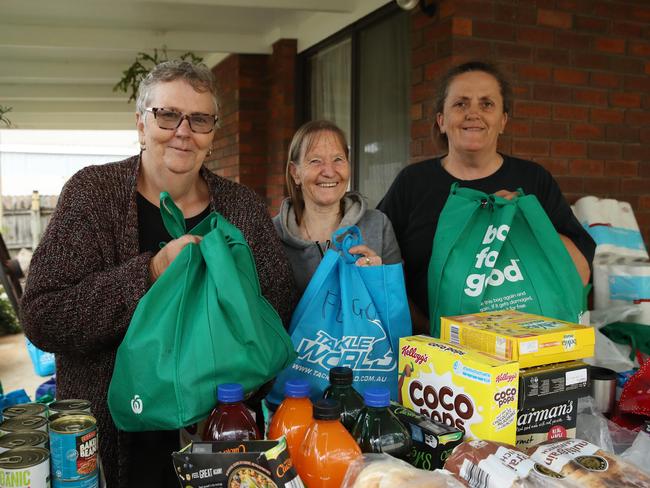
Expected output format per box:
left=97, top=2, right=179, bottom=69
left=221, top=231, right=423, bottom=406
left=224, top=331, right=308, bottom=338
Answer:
left=154, top=109, right=215, bottom=134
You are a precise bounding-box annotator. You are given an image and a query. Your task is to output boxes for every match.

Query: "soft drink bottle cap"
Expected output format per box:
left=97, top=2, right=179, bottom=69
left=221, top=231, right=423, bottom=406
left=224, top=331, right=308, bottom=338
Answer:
left=313, top=399, right=341, bottom=420
left=217, top=383, right=244, bottom=403
left=329, top=366, right=353, bottom=385
left=284, top=379, right=310, bottom=398
left=363, top=387, right=390, bottom=407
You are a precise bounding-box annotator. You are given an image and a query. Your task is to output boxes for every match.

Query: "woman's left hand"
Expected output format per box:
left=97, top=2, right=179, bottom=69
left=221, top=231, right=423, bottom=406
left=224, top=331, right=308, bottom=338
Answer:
left=349, top=245, right=383, bottom=267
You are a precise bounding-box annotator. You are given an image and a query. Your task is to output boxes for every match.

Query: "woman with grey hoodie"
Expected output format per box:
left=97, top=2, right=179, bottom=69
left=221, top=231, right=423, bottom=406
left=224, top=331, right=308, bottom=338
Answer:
left=273, top=120, right=401, bottom=297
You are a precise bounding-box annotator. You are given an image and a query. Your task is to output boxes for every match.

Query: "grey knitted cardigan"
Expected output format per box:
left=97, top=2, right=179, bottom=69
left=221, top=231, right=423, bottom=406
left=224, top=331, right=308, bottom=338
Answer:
left=20, top=155, right=296, bottom=487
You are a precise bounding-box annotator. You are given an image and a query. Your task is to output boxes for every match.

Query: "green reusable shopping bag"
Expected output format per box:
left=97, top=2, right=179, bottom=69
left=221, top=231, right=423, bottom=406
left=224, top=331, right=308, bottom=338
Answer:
left=108, top=192, right=296, bottom=431
left=428, top=183, right=584, bottom=338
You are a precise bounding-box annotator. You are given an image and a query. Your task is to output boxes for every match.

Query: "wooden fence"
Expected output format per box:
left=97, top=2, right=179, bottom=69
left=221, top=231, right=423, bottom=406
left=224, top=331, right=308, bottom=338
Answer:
left=2, top=192, right=57, bottom=252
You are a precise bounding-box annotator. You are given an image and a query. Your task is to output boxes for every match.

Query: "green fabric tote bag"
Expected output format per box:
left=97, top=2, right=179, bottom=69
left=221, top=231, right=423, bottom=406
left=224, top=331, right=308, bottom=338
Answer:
left=428, top=183, right=584, bottom=338
left=108, top=192, right=296, bottom=431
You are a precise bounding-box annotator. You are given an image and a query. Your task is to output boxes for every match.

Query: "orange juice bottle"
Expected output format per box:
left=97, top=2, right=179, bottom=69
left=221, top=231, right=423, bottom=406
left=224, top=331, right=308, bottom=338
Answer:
left=294, top=399, right=362, bottom=488
left=268, top=379, right=313, bottom=460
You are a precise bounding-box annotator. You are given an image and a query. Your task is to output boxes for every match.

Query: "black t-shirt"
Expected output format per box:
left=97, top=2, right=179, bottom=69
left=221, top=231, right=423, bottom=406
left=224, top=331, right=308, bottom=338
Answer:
left=137, top=192, right=210, bottom=253
left=129, top=192, right=210, bottom=488
left=377, top=155, right=595, bottom=318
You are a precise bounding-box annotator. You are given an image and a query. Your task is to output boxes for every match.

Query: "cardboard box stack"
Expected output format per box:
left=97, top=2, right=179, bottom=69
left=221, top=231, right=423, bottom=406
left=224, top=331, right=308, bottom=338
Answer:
left=438, top=310, right=595, bottom=448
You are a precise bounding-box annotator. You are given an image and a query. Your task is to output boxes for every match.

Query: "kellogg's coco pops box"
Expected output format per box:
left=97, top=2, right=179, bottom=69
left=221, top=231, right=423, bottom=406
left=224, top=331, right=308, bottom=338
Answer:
left=398, top=335, right=519, bottom=444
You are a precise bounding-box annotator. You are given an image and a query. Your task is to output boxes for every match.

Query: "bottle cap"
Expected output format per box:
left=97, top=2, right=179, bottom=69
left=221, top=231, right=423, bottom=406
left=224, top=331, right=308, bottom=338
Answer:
left=363, top=387, right=390, bottom=408
left=285, top=379, right=310, bottom=398
left=313, top=399, right=341, bottom=420
left=329, top=366, right=353, bottom=385
left=217, top=383, right=244, bottom=403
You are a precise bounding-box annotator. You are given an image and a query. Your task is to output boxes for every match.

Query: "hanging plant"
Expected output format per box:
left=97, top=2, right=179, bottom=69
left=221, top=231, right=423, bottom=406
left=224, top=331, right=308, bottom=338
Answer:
left=0, top=106, right=13, bottom=128
left=113, top=48, right=204, bottom=103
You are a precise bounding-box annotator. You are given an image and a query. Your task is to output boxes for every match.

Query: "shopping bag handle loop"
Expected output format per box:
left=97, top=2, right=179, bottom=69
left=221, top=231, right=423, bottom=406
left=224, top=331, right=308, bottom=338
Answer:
left=331, top=226, right=364, bottom=264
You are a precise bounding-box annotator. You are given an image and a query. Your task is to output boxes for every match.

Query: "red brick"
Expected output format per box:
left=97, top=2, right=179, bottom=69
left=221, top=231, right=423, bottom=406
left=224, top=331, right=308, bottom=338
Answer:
left=517, top=26, right=554, bottom=45
left=623, top=144, right=650, bottom=160
left=584, top=177, right=620, bottom=194
left=535, top=84, right=572, bottom=102
left=640, top=162, right=650, bottom=178
left=535, top=48, right=570, bottom=65
left=639, top=195, right=650, bottom=210
left=554, top=68, right=588, bottom=85
left=516, top=65, right=548, bottom=81
left=625, top=111, right=650, bottom=126
left=571, top=123, right=604, bottom=140
left=495, top=5, right=537, bottom=25
left=646, top=62, right=650, bottom=76
left=611, top=57, right=646, bottom=74
left=625, top=75, right=650, bottom=95
left=454, top=0, right=494, bottom=18
left=555, top=176, right=585, bottom=193
left=473, top=21, right=515, bottom=41
left=513, top=139, right=550, bottom=156
left=591, top=108, right=624, bottom=124
left=590, top=72, right=621, bottom=89
left=555, top=104, right=589, bottom=121
left=555, top=32, right=591, bottom=51
left=424, top=19, right=452, bottom=42
left=495, top=43, right=532, bottom=60
left=411, top=104, right=423, bottom=121
left=588, top=142, right=622, bottom=159
left=569, top=159, right=604, bottom=175
left=641, top=127, right=650, bottom=144
left=538, top=9, right=572, bottom=29
left=612, top=22, right=643, bottom=38
left=573, top=53, right=610, bottom=70
left=573, top=88, right=608, bottom=106
left=605, top=126, right=640, bottom=143
left=452, top=17, right=472, bottom=36
left=452, top=38, right=493, bottom=58
left=574, top=15, right=609, bottom=32
left=593, top=2, right=633, bottom=21
left=537, top=158, right=569, bottom=175
left=514, top=101, right=552, bottom=119
left=632, top=6, right=650, bottom=22
left=629, top=41, right=650, bottom=57
left=411, top=120, right=432, bottom=139
left=533, top=121, right=568, bottom=139
left=413, top=45, right=438, bottom=68
left=412, top=81, right=436, bottom=103
left=605, top=161, right=639, bottom=177
left=610, top=92, right=642, bottom=108
left=595, top=37, right=626, bottom=54
left=506, top=119, right=531, bottom=137
left=621, top=179, right=649, bottom=195
left=553, top=141, right=587, bottom=158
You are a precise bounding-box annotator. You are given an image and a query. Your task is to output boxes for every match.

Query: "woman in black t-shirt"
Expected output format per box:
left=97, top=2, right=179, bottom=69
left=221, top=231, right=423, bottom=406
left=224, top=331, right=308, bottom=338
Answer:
left=378, top=61, right=595, bottom=333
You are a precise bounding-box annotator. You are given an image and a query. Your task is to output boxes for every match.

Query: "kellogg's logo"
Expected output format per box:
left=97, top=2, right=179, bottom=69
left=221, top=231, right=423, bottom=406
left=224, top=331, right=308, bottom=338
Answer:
left=401, top=345, right=429, bottom=364
left=495, top=372, right=517, bottom=384
left=562, top=334, right=577, bottom=351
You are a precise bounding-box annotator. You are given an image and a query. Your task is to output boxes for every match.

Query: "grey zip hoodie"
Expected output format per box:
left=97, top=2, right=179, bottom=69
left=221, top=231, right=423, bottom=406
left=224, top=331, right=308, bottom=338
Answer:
left=273, top=191, right=402, bottom=297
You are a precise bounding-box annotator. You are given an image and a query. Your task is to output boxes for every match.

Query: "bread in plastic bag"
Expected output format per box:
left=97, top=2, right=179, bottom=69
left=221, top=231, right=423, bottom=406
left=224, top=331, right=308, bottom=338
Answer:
left=341, top=453, right=464, bottom=488
left=444, top=439, right=579, bottom=488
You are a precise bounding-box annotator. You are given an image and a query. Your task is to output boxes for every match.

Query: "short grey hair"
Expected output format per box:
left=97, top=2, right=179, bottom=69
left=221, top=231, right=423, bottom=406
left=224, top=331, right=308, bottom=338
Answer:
left=135, top=60, right=219, bottom=116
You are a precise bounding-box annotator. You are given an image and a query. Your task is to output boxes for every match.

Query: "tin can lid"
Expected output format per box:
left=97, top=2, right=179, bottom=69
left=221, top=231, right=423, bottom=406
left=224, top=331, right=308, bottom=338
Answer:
left=0, top=447, right=49, bottom=469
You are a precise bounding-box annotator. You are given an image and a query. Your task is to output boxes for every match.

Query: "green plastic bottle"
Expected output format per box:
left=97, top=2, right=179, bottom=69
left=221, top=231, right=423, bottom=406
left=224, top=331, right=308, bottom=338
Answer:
left=351, top=386, right=412, bottom=461
left=322, top=367, right=364, bottom=432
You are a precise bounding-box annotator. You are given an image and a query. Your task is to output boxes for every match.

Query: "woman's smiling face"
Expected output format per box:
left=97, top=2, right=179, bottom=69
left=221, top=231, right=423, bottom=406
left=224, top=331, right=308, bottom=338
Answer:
left=137, top=79, right=216, bottom=176
left=436, top=70, right=508, bottom=157
left=290, top=130, right=350, bottom=210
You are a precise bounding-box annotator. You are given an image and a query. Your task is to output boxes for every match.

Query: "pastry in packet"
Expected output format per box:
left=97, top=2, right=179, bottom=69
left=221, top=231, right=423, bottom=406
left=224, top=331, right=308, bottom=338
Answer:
left=341, top=453, right=464, bottom=488
left=527, top=438, right=650, bottom=488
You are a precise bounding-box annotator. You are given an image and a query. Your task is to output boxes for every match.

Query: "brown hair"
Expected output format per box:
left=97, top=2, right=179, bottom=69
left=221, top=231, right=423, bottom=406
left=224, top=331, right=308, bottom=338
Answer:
left=432, top=61, right=512, bottom=149
left=285, top=120, right=350, bottom=225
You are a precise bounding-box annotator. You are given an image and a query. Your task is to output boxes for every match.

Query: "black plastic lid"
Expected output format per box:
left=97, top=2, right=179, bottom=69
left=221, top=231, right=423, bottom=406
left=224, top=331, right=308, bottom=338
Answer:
left=590, top=366, right=617, bottom=381
left=313, top=399, right=341, bottom=420
left=329, top=367, right=353, bottom=385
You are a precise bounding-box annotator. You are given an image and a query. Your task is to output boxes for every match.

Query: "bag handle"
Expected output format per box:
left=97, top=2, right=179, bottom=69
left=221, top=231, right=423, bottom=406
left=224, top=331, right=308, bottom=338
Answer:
left=159, top=191, right=187, bottom=239
left=331, top=226, right=364, bottom=264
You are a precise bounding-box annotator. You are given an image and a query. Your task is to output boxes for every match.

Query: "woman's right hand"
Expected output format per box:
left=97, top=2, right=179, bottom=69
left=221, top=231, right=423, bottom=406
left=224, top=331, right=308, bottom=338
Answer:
left=149, top=235, right=202, bottom=282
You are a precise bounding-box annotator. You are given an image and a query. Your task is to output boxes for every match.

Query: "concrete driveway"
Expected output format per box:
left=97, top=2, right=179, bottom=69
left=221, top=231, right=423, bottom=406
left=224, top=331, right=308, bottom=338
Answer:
left=0, top=332, right=47, bottom=399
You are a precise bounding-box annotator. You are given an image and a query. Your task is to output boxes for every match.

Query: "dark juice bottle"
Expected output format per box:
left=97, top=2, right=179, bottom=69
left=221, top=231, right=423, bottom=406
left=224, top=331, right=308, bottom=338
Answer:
left=351, top=386, right=412, bottom=461
left=202, top=383, right=261, bottom=441
left=322, top=366, right=364, bottom=432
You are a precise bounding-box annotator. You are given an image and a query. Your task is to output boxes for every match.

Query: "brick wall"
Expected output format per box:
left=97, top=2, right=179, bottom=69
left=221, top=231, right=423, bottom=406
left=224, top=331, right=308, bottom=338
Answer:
left=208, top=40, right=297, bottom=213
left=410, top=0, right=650, bottom=244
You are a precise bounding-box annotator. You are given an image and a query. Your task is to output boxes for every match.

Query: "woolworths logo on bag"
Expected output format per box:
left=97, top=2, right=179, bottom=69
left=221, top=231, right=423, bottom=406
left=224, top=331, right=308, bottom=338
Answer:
left=464, top=224, right=524, bottom=297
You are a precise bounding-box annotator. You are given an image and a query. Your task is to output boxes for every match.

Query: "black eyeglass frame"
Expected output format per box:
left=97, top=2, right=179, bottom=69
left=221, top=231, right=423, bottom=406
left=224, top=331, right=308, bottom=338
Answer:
left=145, top=107, right=218, bottom=134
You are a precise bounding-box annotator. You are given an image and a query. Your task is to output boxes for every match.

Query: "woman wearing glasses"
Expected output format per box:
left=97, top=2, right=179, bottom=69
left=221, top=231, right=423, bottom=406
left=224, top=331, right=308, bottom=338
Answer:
left=20, top=60, right=295, bottom=487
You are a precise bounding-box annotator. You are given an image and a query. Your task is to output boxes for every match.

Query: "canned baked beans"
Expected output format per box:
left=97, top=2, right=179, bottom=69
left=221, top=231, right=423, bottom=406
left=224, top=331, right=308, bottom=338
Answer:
left=49, top=415, right=98, bottom=481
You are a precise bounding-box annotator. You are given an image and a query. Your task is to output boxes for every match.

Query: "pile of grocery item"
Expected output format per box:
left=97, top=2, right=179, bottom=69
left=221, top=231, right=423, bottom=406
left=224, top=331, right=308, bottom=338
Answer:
left=0, top=399, right=99, bottom=488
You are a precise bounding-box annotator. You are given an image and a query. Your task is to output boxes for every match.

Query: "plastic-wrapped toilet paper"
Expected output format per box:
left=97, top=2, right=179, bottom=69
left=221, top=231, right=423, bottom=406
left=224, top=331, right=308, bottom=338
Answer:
left=593, top=263, right=650, bottom=325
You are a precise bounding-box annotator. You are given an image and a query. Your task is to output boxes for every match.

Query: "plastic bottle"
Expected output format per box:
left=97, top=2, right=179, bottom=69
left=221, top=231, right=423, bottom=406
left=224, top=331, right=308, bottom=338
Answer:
left=322, top=366, right=364, bottom=432
left=351, top=386, right=412, bottom=461
left=268, top=379, right=313, bottom=460
left=202, top=383, right=261, bottom=441
left=294, top=399, right=361, bottom=488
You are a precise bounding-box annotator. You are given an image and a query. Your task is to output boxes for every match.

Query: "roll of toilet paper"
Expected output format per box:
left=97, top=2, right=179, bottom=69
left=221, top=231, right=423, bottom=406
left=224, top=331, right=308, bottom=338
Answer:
left=594, top=262, right=650, bottom=312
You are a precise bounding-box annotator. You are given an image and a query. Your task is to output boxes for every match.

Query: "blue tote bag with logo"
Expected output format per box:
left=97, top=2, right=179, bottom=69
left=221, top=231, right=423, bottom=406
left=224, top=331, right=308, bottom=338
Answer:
left=267, top=226, right=411, bottom=404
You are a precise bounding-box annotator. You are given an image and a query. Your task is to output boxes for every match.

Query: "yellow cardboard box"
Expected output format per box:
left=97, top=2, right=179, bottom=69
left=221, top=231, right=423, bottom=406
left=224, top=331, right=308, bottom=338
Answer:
left=398, top=335, right=518, bottom=444
left=440, top=310, right=595, bottom=368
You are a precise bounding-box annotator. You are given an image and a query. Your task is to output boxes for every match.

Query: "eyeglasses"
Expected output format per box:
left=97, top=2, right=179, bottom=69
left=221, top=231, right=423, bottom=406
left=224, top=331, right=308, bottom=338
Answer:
left=145, top=108, right=218, bottom=134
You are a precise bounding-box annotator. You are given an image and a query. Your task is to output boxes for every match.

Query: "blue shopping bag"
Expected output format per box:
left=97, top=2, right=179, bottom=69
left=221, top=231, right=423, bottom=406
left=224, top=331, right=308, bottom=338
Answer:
left=267, top=226, right=412, bottom=405
left=25, top=337, right=55, bottom=377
